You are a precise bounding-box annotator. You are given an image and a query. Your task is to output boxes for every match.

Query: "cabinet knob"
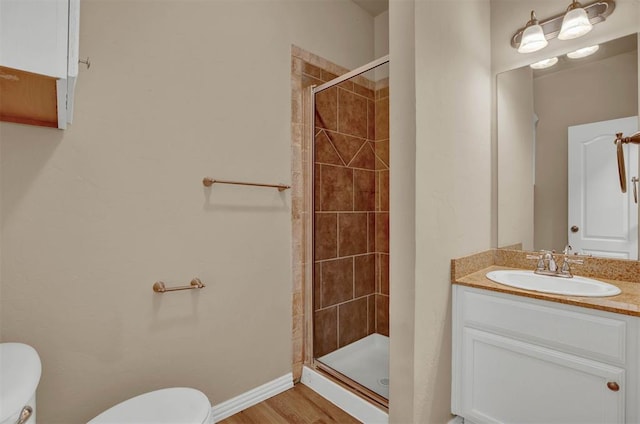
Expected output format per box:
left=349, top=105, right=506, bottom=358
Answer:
left=607, top=381, right=620, bottom=392
left=79, top=57, right=91, bottom=69
left=570, top=225, right=579, bottom=233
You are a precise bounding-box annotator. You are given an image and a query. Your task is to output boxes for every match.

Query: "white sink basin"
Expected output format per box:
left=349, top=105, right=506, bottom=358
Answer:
left=485, top=270, right=621, bottom=297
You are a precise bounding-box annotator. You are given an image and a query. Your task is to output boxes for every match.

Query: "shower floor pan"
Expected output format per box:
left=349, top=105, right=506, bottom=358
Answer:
left=317, top=333, right=389, bottom=398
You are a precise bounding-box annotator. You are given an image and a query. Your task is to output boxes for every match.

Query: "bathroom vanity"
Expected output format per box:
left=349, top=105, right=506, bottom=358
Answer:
left=451, top=251, right=640, bottom=424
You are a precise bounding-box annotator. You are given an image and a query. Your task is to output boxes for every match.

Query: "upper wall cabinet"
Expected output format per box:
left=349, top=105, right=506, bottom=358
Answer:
left=0, top=0, right=80, bottom=129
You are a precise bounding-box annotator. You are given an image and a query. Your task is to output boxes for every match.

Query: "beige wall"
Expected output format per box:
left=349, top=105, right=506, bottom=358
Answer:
left=533, top=51, right=638, bottom=252
left=375, top=10, right=389, bottom=80
left=413, top=1, right=492, bottom=421
left=389, top=1, right=492, bottom=422
left=388, top=1, right=416, bottom=421
left=375, top=10, right=389, bottom=58
left=0, top=1, right=374, bottom=423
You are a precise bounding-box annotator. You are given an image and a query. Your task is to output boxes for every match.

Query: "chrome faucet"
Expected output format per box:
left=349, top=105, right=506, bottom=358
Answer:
left=527, top=246, right=585, bottom=278
left=526, top=250, right=559, bottom=276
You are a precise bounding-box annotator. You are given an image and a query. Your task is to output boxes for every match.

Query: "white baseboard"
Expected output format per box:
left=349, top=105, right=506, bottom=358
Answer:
left=301, top=366, right=388, bottom=424
left=211, top=373, right=293, bottom=422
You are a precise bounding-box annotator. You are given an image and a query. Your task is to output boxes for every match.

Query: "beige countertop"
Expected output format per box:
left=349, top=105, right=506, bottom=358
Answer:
left=455, top=264, right=640, bottom=317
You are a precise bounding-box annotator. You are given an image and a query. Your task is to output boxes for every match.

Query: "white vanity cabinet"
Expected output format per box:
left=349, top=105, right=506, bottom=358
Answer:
left=452, top=285, right=639, bottom=424
left=0, top=0, right=80, bottom=129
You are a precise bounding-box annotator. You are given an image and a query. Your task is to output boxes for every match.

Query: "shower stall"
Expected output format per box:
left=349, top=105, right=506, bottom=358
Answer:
left=306, top=56, right=390, bottom=406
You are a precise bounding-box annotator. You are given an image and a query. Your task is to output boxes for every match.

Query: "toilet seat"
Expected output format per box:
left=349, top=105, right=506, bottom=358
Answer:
left=88, top=387, right=211, bottom=424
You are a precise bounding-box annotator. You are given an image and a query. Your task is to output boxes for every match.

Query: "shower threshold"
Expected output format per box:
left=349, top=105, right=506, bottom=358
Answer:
left=317, top=333, right=389, bottom=399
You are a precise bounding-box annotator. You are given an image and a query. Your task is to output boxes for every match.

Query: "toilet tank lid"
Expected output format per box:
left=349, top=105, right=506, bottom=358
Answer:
left=87, top=387, right=211, bottom=424
left=0, top=343, right=42, bottom=423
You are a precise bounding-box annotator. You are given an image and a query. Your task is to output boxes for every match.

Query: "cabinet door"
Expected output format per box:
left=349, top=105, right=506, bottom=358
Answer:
left=0, top=0, right=69, bottom=78
left=462, top=328, right=625, bottom=424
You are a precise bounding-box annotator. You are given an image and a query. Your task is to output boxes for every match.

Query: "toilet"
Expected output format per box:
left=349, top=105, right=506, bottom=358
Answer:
left=1, top=342, right=211, bottom=424
left=88, top=387, right=212, bottom=424
left=0, top=343, right=41, bottom=424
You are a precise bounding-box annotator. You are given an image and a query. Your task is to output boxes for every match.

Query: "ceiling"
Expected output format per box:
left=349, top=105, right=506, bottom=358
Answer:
left=351, top=0, right=388, bottom=17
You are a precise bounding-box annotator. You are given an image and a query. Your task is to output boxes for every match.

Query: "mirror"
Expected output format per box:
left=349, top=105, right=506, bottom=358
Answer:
left=497, top=33, right=639, bottom=259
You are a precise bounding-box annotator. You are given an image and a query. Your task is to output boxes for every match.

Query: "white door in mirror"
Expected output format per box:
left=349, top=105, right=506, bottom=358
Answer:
left=486, top=270, right=621, bottom=297
left=568, top=117, right=639, bottom=259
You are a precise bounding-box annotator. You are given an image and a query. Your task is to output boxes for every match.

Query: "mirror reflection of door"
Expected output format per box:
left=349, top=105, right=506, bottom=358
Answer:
left=568, top=117, right=639, bottom=258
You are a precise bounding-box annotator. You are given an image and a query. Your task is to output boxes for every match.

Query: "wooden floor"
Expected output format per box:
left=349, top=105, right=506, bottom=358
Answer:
left=218, top=384, right=362, bottom=424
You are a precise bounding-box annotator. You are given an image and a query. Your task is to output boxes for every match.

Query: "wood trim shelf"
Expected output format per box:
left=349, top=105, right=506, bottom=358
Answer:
left=0, top=66, right=59, bottom=128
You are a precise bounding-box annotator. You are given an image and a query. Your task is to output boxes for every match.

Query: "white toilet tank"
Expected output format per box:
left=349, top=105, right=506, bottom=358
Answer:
left=0, top=343, right=42, bottom=424
left=88, top=388, right=212, bottom=424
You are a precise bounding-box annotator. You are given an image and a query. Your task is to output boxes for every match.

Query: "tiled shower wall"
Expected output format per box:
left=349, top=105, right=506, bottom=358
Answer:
left=302, top=62, right=390, bottom=358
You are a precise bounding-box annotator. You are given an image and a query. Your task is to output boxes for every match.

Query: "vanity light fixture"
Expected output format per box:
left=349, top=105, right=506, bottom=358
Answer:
left=566, top=44, right=600, bottom=59
left=558, top=1, right=593, bottom=40
left=518, top=11, right=548, bottom=53
left=529, top=57, right=559, bottom=69
left=511, top=0, right=615, bottom=52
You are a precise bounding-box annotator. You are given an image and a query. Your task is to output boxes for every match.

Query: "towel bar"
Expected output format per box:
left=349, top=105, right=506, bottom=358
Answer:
left=202, top=177, right=290, bottom=192
left=153, top=278, right=205, bottom=293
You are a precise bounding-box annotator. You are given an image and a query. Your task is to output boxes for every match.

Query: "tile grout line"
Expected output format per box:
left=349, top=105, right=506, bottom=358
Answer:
left=314, top=292, right=379, bottom=312
left=322, top=129, right=347, bottom=166
left=316, top=127, right=371, bottom=142
left=366, top=293, right=370, bottom=335
left=345, top=140, right=372, bottom=169
left=315, top=210, right=390, bottom=214
left=315, top=252, right=384, bottom=264
left=336, top=213, right=341, bottom=258
left=320, top=261, right=323, bottom=312
left=352, top=256, right=356, bottom=301
left=314, top=249, right=390, bottom=264
left=351, top=165, right=355, bottom=213
left=336, top=85, right=376, bottom=103
left=317, top=158, right=388, bottom=172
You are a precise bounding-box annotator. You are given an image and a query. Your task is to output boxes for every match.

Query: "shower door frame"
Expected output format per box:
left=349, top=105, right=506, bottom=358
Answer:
left=303, top=55, right=390, bottom=409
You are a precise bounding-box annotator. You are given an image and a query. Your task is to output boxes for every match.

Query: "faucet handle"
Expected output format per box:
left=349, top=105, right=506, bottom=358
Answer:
left=559, top=257, right=583, bottom=277
left=526, top=249, right=553, bottom=259
left=565, top=258, right=584, bottom=265
left=558, top=245, right=583, bottom=277
left=526, top=253, right=545, bottom=272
